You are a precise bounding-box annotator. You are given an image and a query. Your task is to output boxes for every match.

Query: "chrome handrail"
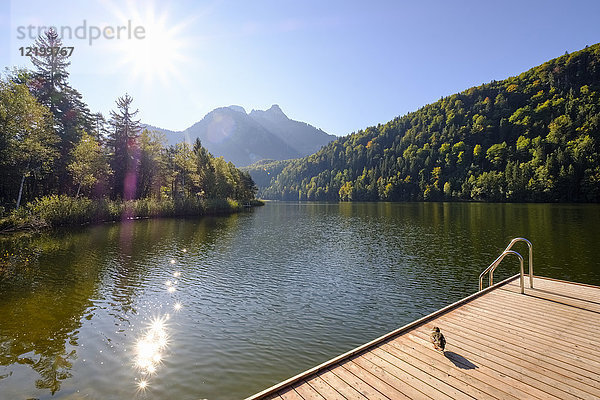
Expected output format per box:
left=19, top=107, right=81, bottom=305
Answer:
left=479, top=250, right=525, bottom=293
left=502, top=237, right=533, bottom=289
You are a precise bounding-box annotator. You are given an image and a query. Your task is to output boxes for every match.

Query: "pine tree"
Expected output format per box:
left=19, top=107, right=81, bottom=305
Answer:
left=29, top=28, right=70, bottom=114
left=109, top=94, right=141, bottom=199
left=28, top=28, right=92, bottom=192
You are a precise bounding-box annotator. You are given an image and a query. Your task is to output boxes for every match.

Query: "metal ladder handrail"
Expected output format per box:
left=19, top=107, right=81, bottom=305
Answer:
left=501, top=237, right=533, bottom=289
left=479, top=237, right=533, bottom=294
left=479, top=250, right=525, bottom=293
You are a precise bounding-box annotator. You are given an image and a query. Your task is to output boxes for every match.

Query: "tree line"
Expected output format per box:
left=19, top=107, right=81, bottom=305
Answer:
left=261, top=44, right=600, bottom=202
left=0, top=29, right=257, bottom=213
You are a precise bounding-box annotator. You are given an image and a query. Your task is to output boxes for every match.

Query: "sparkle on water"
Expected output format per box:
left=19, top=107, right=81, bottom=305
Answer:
left=134, top=315, right=169, bottom=383
left=138, top=379, right=148, bottom=390
left=131, top=252, right=185, bottom=391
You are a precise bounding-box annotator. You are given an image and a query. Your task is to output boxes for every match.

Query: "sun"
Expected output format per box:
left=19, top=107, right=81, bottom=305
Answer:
left=104, top=0, right=191, bottom=85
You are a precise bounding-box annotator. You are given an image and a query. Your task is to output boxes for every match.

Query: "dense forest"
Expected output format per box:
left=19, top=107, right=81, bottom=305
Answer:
left=242, top=159, right=292, bottom=189
left=0, top=29, right=257, bottom=224
left=262, top=44, right=600, bottom=202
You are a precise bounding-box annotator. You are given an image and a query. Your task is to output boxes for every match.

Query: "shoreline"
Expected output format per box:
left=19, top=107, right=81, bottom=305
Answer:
left=0, top=196, right=265, bottom=235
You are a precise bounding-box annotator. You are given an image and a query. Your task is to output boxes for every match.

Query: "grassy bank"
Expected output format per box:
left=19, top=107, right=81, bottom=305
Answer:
left=0, top=195, right=265, bottom=233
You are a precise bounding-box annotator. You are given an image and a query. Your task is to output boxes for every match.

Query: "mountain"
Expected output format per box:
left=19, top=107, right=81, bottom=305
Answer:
left=182, top=106, right=300, bottom=167
left=249, top=105, right=335, bottom=156
left=144, top=105, right=335, bottom=167
left=262, top=43, right=600, bottom=202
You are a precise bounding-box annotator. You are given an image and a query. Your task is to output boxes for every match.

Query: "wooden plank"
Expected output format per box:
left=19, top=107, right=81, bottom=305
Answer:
left=292, top=380, right=326, bottom=400
left=441, top=314, right=600, bottom=382
left=410, top=329, right=593, bottom=400
left=447, top=303, right=600, bottom=365
left=380, top=341, right=517, bottom=400
left=279, top=387, right=304, bottom=400
left=487, top=289, right=599, bottom=326
left=495, top=288, right=600, bottom=320
left=363, top=347, right=476, bottom=400
left=525, top=281, right=600, bottom=302
left=488, top=289, right=598, bottom=320
left=434, top=316, right=600, bottom=393
left=500, top=284, right=600, bottom=313
left=388, top=335, right=549, bottom=400
left=458, top=297, right=600, bottom=351
left=317, top=369, right=367, bottom=400
left=304, top=375, right=346, bottom=400
left=516, top=277, right=600, bottom=301
left=329, top=363, right=390, bottom=400
left=473, top=289, right=598, bottom=327
left=406, top=333, right=563, bottom=400
left=444, top=306, right=600, bottom=372
left=424, top=322, right=600, bottom=400
left=350, top=353, right=429, bottom=399
left=458, top=294, right=600, bottom=346
left=458, top=290, right=599, bottom=337
left=340, top=359, right=418, bottom=399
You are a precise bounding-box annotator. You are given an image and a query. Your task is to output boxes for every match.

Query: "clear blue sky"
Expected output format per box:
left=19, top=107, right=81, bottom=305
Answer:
left=1, top=0, right=599, bottom=136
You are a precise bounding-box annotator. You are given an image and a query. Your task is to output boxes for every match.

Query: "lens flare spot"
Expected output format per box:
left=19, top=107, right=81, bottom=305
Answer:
left=138, top=379, right=148, bottom=390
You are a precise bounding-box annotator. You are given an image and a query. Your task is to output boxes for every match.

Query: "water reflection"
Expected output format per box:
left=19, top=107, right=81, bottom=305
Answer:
left=0, top=230, right=104, bottom=395
left=0, top=216, right=230, bottom=398
left=0, top=204, right=599, bottom=399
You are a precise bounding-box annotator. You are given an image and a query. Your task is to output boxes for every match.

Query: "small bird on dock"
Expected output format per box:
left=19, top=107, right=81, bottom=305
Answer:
left=430, top=326, right=446, bottom=352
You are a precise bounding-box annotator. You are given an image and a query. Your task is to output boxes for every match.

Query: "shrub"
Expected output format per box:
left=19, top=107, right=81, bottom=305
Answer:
left=0, top=194, right=253, bottom=231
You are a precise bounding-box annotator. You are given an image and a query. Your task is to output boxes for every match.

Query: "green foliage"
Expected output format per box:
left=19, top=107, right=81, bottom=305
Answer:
left=263, top=43, right=600, bottom=203
left=0, top=194, right=245, bottom=230
left=68, top=131, right=111, bottom=197
left=242, top=159, right=293, bottom=193
left=0, top=77, right=58, bottom=208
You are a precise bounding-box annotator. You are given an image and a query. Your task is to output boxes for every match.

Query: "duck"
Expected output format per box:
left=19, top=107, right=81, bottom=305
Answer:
left=430, top=326, right=446, bottom=352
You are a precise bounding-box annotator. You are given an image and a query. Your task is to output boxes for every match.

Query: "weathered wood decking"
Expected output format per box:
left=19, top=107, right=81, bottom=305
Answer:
left=247, top=275, right=600, bottom=400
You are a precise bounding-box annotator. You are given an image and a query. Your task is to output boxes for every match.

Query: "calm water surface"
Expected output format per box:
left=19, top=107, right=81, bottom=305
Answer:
left=0, top=202, right=599, bottom=399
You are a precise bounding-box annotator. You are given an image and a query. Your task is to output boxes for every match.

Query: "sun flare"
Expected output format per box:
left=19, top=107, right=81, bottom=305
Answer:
left=105, top=0, right=191, bottom=85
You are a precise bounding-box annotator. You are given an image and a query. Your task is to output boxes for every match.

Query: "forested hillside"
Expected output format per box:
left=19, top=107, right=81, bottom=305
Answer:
left=241, top=159, right=293, bottom=190
left=263, top=44, right=600, bottom=202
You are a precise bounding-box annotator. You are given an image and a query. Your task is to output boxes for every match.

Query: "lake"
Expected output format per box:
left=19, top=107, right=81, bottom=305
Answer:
left=0, top=202, right=599, bottom=399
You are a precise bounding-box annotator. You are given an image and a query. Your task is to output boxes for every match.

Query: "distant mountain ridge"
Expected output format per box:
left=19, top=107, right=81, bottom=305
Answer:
left=144, top=105, right=335, bottom=167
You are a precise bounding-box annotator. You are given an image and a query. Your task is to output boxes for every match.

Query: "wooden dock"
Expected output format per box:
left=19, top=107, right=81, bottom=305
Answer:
left=247, top=275, right=600, bottom=400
